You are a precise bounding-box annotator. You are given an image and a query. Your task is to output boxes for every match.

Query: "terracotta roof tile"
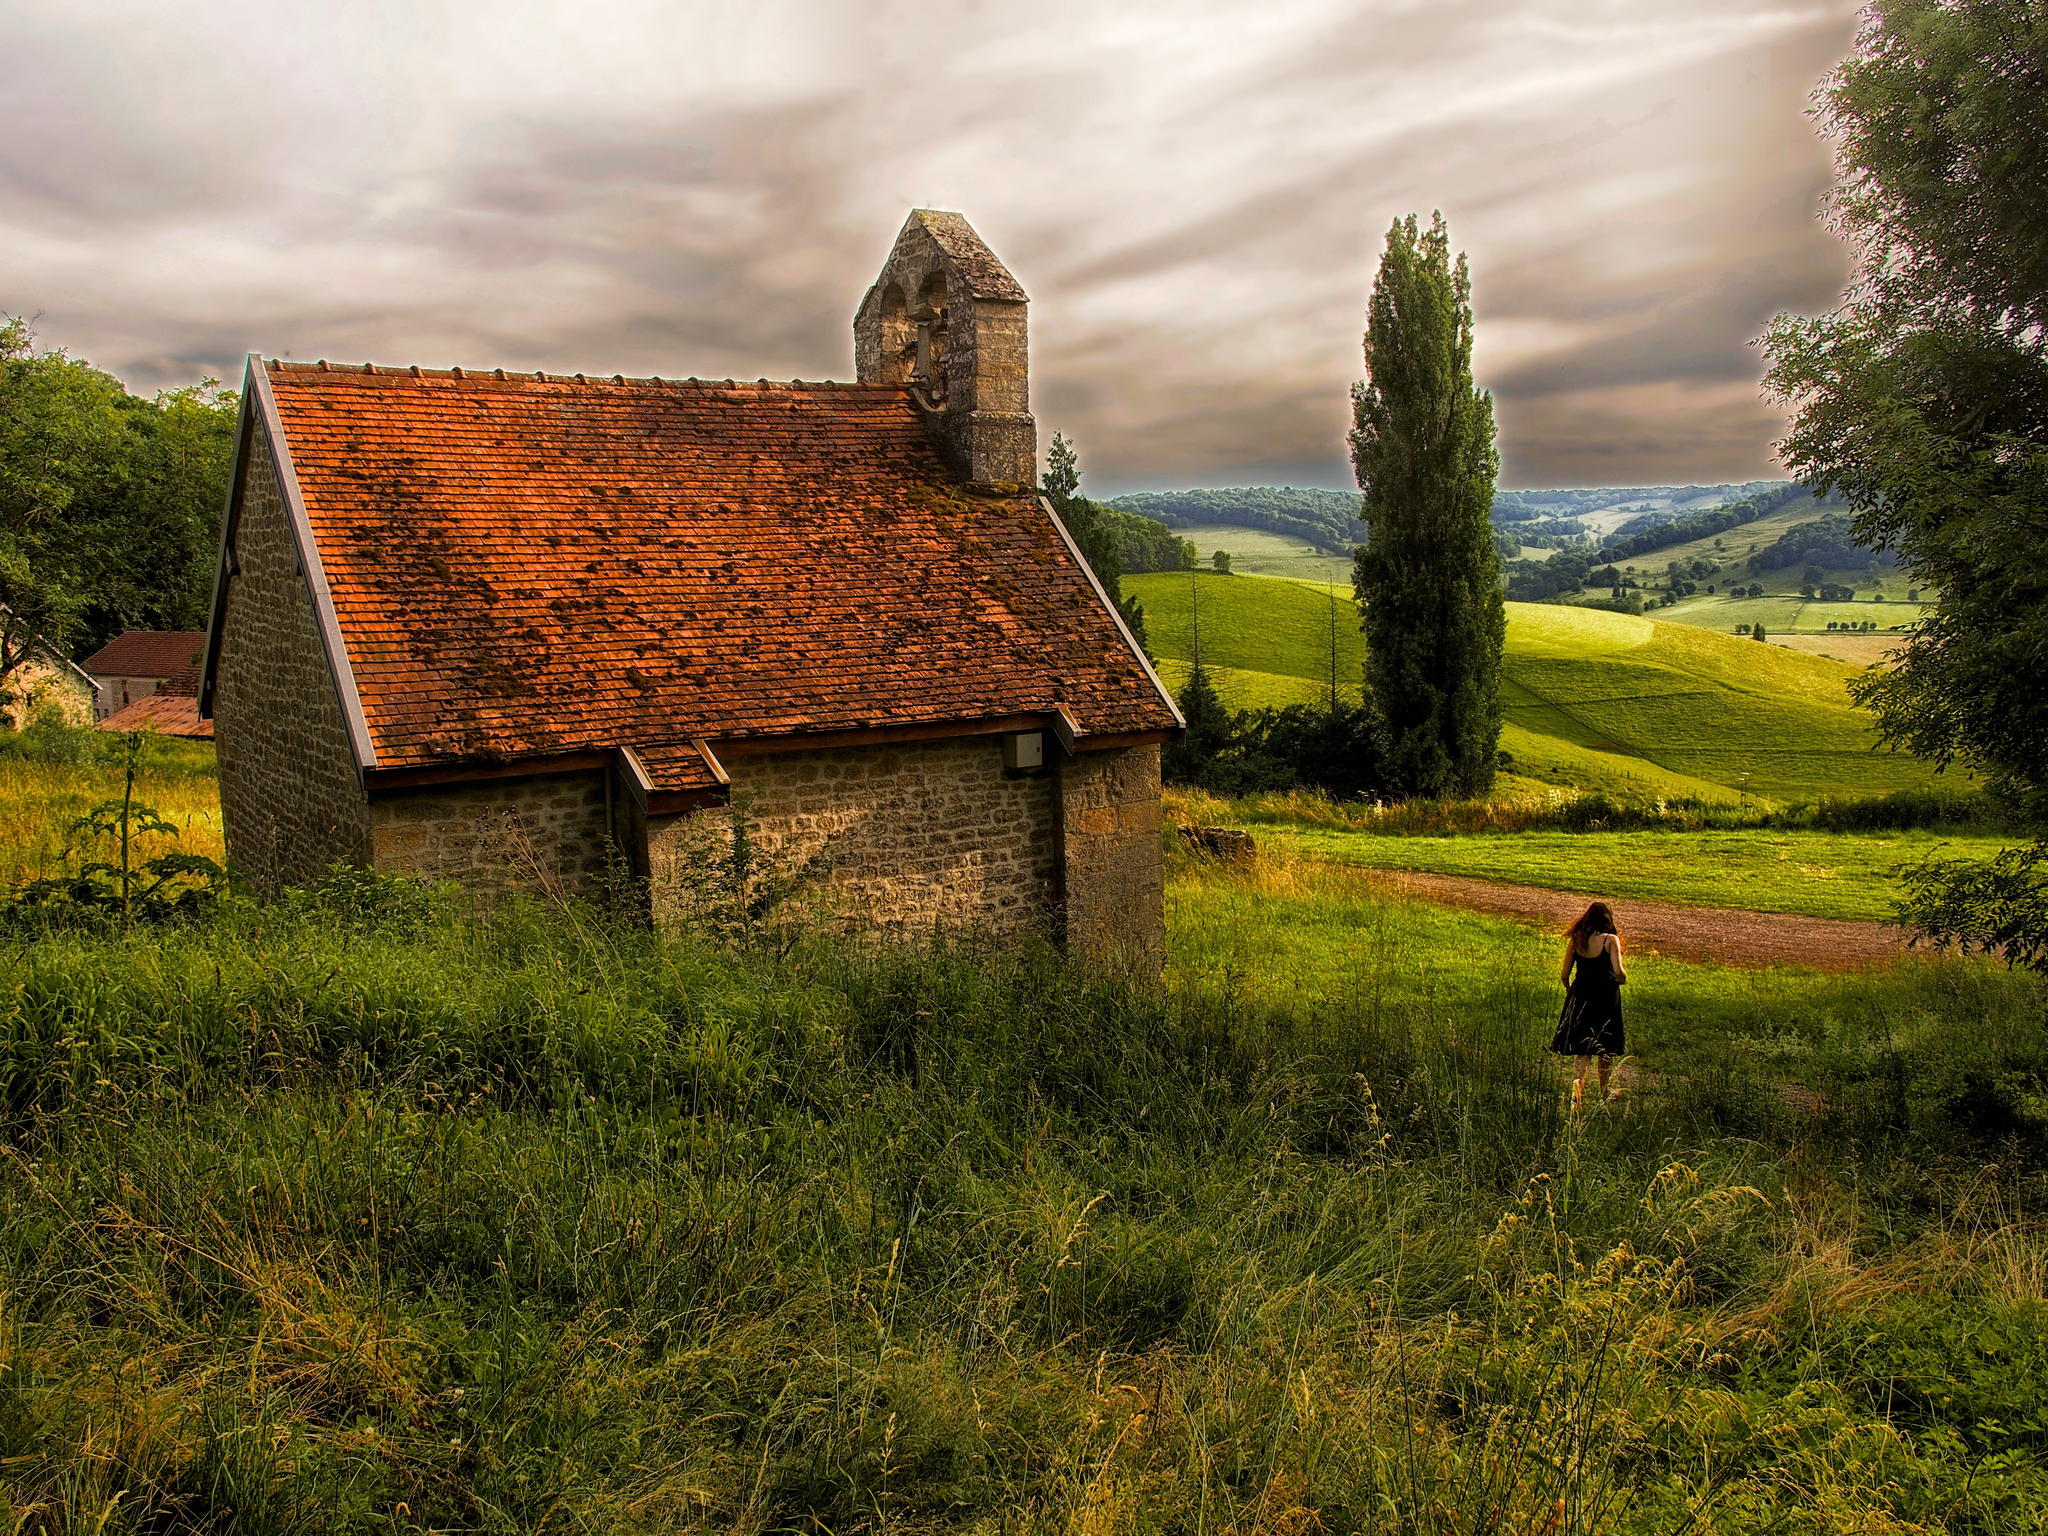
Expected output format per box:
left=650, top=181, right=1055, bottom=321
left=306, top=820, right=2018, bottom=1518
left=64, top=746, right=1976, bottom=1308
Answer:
left=101, top=689, right=213, bottom=738
left=81, top=631, right=205, bottom=678
left=263, top=363, right=1173, bottom=783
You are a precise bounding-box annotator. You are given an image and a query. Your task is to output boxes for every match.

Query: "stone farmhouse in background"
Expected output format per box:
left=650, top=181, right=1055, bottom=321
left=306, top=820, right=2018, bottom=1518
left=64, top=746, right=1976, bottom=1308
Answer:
left=0, top=610, right=97, bottom=729
left=80, top=630, right=205, bottom=723
left=200, top=211, right=1182, bottom=963
left=99, top=662, right=212, bottom=739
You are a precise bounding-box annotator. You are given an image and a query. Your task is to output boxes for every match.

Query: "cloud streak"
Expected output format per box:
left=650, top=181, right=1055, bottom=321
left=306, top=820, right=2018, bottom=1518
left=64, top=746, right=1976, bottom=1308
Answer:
left=0, top=0, right=1859, bottom=490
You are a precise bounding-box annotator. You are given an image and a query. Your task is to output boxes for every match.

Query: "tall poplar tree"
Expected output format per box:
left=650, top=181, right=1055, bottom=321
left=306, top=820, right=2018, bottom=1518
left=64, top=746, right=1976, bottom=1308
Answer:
left=1350, top=214, right=1504, bottom=799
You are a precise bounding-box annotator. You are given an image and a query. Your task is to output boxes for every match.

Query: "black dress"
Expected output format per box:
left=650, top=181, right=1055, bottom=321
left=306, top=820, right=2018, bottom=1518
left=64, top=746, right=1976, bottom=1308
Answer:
left=1550, top=940, right=1625, bottom=1057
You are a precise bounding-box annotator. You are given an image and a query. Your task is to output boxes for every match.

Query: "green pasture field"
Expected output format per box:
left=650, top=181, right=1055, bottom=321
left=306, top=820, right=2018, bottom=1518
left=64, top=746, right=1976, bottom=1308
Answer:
left=1659, top=589, right=1927, bottom=636
left=1252, top=825, right=2015, bottom=922
left=1125, top=573, right=1936, bottom=801
left=1164, top=522, right=1354, bottom=583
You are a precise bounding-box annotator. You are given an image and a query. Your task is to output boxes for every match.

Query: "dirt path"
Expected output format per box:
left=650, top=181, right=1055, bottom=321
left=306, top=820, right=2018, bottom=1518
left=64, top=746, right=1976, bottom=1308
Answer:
left=1353, top=868, right=1909, bottom=970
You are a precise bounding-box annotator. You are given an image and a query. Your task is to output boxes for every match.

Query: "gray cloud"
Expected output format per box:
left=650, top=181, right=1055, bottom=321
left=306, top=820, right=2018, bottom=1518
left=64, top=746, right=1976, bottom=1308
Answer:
left=0, top=0, right=1859, bottom=489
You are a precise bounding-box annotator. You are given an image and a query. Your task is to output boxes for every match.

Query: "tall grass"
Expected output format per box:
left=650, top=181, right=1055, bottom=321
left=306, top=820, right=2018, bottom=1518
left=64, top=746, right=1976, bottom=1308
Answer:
left=3, top=857, right=2047, bottom=1532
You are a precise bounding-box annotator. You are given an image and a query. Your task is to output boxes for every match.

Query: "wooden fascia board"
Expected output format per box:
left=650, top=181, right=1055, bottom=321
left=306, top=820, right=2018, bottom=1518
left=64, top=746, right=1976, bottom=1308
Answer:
left=1036, top=493, right=1186, bottom=732
left=363, top=751, right=613, bottom=793
left=197, top=358, right=259, bottom=720
left=705, top=711, right=1054, bottom=760
left=1067, top=727, right=1172, bottom=752
left=246, top=362, right=380, bottom=772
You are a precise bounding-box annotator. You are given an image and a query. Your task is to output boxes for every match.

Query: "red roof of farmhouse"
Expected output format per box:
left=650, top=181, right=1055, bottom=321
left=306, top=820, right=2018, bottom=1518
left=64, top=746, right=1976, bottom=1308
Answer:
left=81, top=631, right=205, bottom=678
left=260, top=362, right=1174, bottom=785
left=99, top=663, right=212, bottom=738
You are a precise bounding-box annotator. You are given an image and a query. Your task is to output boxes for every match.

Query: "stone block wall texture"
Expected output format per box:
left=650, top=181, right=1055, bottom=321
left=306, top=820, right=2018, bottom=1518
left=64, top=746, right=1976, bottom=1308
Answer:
left=213, top=428, right=373, bottom=890
left=1057, top=744, right=1166, bottom=970
left=368, top=771, right=612, bottom=898
left=646, top=736, right=1059, bottom=939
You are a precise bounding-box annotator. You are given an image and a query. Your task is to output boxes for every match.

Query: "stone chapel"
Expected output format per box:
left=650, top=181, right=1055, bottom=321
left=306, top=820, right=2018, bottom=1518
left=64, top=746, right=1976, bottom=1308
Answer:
left=199, top=210, right=1182, bottom=963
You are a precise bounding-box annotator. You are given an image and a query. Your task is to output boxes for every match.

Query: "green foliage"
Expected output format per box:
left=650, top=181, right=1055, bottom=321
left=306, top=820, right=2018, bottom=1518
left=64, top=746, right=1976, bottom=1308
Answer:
left=1352, top=213, right=1505, bottom=799
left=1898, top=840, right=2048, bottom=972
left=1764, top=1, right=2048, bottom=813
left=1747, top=511, right=1898, bottom=578
left=0, top=318, right=236, bottom=696
left=1763, top=0, right=2048, bottom=967
left=1109, top=506, right=1196, bottom=574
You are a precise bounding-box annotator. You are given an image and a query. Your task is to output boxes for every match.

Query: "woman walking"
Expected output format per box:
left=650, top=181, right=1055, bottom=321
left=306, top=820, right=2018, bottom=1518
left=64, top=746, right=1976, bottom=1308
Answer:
left=1551, top=900, right=1626, bottom=1100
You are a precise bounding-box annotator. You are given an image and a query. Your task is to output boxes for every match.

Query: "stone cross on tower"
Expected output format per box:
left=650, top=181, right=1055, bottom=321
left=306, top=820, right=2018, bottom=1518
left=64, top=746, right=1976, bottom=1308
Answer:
left=854, top=209, right=1036, bottom=488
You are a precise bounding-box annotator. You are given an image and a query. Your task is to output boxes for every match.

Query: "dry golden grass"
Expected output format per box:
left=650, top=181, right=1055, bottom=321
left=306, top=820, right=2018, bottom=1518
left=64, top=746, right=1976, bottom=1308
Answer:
left=0, top=743, right=222, bottom=887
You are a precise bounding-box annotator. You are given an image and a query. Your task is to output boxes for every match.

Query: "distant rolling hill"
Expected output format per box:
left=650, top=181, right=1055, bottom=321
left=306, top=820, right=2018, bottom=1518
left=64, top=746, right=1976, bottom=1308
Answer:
left=1125, top=571, right=1938, bottom=802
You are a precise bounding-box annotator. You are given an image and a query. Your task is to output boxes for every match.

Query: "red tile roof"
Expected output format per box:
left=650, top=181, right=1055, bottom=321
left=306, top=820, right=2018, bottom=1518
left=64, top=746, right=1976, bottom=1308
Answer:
left=82, top=631, right=204, bottom=679
left=260, top=363, right=1175, bottom=786
left=101, top=674, right=212, bottom=739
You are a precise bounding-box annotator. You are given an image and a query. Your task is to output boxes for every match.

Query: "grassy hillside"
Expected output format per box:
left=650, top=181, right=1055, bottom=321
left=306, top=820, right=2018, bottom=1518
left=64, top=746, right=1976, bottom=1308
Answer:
left=1126, top=573, right=1938, bottom=801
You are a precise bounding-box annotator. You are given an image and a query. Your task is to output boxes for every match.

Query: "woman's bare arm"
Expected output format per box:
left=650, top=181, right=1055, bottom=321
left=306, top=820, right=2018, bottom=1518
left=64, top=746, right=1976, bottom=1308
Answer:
left=1608, top=934, right=1627, bottom=982
left=1560, top=940, right=1576, bottom=985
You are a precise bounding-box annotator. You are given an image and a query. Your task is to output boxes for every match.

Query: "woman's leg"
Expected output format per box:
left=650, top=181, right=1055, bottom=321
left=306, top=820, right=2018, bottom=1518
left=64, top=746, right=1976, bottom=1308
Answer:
left=1596, top=1056, right=1613, bottom=1097
left=1573, top=1056, right=1594, bottom=1095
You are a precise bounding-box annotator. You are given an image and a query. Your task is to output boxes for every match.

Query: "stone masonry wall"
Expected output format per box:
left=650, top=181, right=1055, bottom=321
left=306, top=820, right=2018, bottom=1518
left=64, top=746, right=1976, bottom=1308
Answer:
left=645, top=736, right=1057, bottom=939
left=368, top=771, right=613, bottom=899
left=1057, top=744, right=1166, bottom=971
left=213, top=427, right=372, bottom=890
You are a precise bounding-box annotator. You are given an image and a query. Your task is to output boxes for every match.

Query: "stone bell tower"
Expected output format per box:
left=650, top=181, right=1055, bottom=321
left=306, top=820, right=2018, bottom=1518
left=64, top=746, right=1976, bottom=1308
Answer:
left=854, top=209, right=1037, bottom=487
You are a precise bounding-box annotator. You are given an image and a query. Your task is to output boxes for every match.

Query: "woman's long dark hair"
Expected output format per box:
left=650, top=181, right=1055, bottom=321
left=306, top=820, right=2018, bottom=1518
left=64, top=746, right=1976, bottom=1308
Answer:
left=1567, top=901, right=1617, bottom=946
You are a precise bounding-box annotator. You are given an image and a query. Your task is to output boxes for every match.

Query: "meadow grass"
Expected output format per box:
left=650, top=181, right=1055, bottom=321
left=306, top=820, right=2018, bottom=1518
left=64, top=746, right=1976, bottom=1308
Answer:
left=0, top=726, right=222, bottom=887
left=1228, top=824, right=2017, bottom=922
left=5, top=763, right=2048, bottom=1531
left=1127, top=574, right=1938, bottom=802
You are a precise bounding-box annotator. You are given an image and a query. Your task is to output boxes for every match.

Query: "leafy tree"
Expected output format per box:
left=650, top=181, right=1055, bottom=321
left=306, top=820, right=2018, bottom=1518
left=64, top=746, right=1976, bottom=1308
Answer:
left=1351, top=213, right=1504, bottom=799
left=1211, top=550, right=1231, bottom=575
left=1, top=319, right=126, bottom=706
left=0, top=318, right=236, bottom=714
left=1764, top=0, right=2048, bottom=965
left=1753, top=623, right=1768, bottom=643
left=1041, top=430, right=1151, bottom=652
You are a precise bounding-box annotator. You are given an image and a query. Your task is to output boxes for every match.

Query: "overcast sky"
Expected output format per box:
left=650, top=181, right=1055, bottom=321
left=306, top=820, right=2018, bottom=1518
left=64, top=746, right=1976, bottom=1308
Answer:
left=3, top=0, right=1860, bottom=493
